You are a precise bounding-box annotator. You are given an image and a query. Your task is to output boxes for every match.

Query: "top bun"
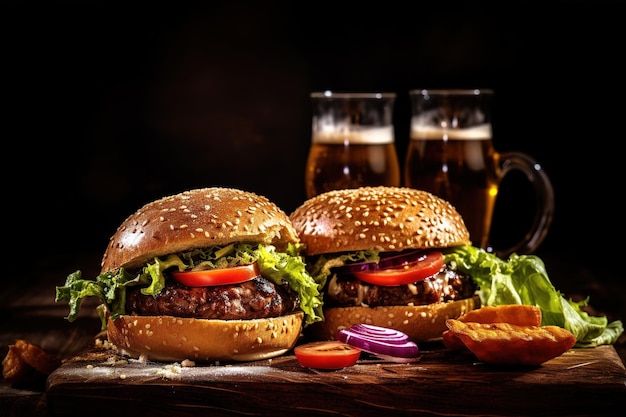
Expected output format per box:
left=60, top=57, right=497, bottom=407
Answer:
left=290, top=186, right=471, bottom=256
left=101, top=187, right=299, bottom=272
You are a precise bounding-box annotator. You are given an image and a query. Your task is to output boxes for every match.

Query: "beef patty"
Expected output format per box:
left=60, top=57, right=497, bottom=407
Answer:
left=126, top=276, right=300, bottom=320
left=325, top=267, right=477, bottom=308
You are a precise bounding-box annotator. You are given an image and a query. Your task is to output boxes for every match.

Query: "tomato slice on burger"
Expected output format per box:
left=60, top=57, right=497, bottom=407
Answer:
left=294, top=341, right=361, bottom=370
left=171, top=262, right=260, bottom=287
left=353, top=251, right=444, bottom=286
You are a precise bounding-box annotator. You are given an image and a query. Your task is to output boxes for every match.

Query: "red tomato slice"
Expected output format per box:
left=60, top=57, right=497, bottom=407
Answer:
left=353, top=251, right=444, bottom=286
left=294, top=341, right=361, bottom=370
left=170, top=262, right=260, bottom=287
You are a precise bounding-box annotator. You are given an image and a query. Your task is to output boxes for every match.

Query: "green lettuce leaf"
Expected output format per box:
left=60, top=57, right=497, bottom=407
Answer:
left=444, top=245, right=624, bottom=347
left=56, top=243, right=323, bottom=329
left=255, top=243, right=323, bottom=326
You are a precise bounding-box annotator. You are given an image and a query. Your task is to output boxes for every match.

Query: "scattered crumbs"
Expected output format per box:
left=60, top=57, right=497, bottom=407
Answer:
left=94, top=337, right=115, bottom=351
left=104, top=356, right=128, bottom=366
left=119, top=374, right=126, bottom=380
left=181, top=359, right=196, bottom=367
left=156, top=363, right=185, bottom=379
left=86, top=364, right=94, bottom=369
left=129, top=354, right=148, bottom=365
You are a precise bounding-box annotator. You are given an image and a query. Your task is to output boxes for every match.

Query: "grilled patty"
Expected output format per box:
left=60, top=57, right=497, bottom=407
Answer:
left=325, top=267, right=477, bottom=308
left=126, top=276, right=300, bottom=320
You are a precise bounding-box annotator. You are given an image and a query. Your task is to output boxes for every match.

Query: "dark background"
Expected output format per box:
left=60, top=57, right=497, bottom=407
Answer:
left=2, top=1, right=624, bottom=325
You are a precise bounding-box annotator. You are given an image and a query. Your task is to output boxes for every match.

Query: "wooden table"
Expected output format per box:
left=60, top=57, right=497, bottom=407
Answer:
left=2, top=252, right=626, bottom=416
left=44, top=340, right=626, bottom=417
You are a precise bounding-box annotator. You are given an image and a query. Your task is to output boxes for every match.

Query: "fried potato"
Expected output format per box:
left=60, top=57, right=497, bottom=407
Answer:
left=442, top=328, right=468, bottom=351
left=13, top=339, right=61, bottom=374
left=445, top=320, right=576, bottom=366
left=442, top=304, right=543, bottom=351
left=2, top=345, right=32, bottom=383
left=457, top=305, right=542, bottom=326
left=2, top=339, right=61, bottom=387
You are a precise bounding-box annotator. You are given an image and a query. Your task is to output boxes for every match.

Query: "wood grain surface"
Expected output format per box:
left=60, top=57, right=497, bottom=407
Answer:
left=45, top=340, right=626, bottom=417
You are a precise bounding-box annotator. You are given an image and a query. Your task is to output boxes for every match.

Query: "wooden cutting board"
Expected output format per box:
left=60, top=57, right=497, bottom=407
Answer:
left=45, top=341, right=625, bottom=417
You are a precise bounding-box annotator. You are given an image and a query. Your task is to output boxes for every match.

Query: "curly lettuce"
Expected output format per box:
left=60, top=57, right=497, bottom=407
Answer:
left=56, top=243, right=323, bottom=330
left=444, top=245, right=624, bottom=347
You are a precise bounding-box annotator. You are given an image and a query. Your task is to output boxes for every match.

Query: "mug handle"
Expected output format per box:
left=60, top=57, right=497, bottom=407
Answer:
left=491, top=151, right=555, bottom=258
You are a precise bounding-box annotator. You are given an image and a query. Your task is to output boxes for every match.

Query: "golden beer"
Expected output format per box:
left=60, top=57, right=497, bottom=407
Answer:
left=305, top=129, right=400, bottom=198
left=305, top=92, right=400, bottom=198
left=404, top=124, right=499, bottom=249
left=404, top=89, right=553, bottom=256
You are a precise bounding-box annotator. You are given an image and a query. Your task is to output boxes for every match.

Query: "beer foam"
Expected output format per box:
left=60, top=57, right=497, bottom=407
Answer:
left=410, top=123, right=492, bottom=140
left=312, top=126, right=394, bottom=144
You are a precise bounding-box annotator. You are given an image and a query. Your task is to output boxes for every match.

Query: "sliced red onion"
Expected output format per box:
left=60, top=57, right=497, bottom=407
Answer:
left=332, top=250, right=430, bottom=275
left=336, top=324, right=420, bottom=363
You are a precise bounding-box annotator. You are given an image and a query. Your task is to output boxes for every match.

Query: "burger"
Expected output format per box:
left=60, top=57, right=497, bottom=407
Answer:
left=56, top=187, right=323, bottom=362
left=289, top=186, right=481, bottom=343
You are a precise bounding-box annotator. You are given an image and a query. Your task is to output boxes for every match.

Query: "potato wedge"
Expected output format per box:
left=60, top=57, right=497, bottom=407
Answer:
left=445, top=320, right=576, bottom=366
left=2, top=339, right=61, bottom=387
left=2, top=345, right=31, bottom=383
left=442, top=328, right=468, bottom=350
left=457, top=305, right=542, bottom=326
left=443, top=304, right=543, bottom=351
left=13, top=339, right=61, bottom=374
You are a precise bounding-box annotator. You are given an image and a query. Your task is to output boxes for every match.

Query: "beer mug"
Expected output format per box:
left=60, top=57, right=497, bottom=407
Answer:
left=305, top=91, right=401, bottom=198
left=404, top=89, right=554, bottom=258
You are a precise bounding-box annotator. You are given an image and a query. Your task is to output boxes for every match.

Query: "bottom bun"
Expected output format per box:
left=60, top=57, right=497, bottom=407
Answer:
left=107, top=312, right=304, bottom=362
left=307, top=295, right=481, bottom=343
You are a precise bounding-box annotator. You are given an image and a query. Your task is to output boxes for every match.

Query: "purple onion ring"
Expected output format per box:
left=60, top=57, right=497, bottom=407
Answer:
left=332, top=250, right=430, bottom=275
left=336, top=324, right=420, bottom=363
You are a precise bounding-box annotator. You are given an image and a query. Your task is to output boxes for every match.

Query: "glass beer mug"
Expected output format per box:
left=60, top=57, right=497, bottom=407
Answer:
left=404, top=89, right=554, bottom=258
left=305, top=91, right=401, bottom=198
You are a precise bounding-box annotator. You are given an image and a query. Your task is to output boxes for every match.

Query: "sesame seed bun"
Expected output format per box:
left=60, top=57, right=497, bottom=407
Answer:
left=99, top=187, right=305, bottom=362
left=289, top=186, right=471, bottom=256
left=308, top=296, right=481, bottom=343
left=107, top=312, right=304, bottom=362
left=101, top=187, right=299, bottom=272
left=289, top=186, right=478, bottom=343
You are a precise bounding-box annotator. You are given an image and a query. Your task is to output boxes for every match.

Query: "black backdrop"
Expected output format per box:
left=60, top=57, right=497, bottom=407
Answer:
left=3, top=1, right=624, bottom=314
